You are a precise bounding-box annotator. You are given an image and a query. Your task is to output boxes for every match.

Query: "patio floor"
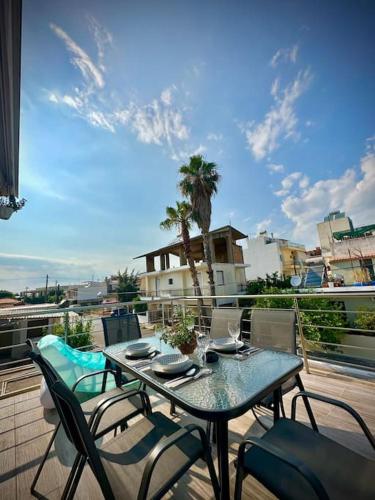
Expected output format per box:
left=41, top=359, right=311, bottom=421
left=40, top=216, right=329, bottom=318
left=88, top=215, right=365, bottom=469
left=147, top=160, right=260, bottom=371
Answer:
left=0, top=361, right=374, bottom=499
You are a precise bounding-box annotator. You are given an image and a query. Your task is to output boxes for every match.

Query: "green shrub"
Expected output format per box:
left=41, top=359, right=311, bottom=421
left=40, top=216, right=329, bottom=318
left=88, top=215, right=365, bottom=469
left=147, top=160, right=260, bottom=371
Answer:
left=354, top=307, right=375, bottom=334
left=254, top=288, right=346, bottom=347
left=48, top=312, right=93, bottom=349
left=133, top=295, right=147, bottom=313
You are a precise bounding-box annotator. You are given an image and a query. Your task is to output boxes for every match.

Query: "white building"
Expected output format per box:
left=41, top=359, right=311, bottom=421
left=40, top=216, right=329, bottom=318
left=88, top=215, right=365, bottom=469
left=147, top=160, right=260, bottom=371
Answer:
left=242, top=232, right=307, bottom=281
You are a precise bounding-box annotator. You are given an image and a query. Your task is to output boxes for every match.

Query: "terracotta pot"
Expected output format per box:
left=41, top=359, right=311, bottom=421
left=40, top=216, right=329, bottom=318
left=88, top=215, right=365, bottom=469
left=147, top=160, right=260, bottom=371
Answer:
left=178, top=337, right=197, bottom=355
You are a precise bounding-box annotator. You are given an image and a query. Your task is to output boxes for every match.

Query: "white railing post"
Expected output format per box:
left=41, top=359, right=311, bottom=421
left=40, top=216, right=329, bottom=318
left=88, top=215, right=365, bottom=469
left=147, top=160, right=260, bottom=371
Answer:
left=294, top=297, right=310, bottom=374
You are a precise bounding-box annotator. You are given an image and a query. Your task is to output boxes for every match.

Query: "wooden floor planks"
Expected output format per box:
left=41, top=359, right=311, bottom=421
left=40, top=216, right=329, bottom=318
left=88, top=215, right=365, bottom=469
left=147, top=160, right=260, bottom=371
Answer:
left=0, top=362, right=374, bottom=500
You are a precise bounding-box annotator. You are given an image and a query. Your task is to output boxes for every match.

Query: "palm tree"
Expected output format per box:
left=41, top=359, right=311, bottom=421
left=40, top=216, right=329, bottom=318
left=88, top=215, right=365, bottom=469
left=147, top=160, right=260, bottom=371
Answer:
left=179, top=155, right=220, bottom=296
left=160, top=201, right=202, bottom=297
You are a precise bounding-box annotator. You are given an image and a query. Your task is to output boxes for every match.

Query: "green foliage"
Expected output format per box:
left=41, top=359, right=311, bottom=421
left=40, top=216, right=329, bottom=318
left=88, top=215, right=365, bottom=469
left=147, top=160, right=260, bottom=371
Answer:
left=160, top=307, right=196, bottom=348
left=0, top=290, right=15, bottom=299
left=133, top=295, right=147, bottom=313
left=23, top=295, right=45, bottom=304
left=254, top=288, right=346, bottom=347
left=354, top=307, right=375, bottom=334
left=117, top=268, right=139, bottom=303
left=49, top=312, right=93, bottom=349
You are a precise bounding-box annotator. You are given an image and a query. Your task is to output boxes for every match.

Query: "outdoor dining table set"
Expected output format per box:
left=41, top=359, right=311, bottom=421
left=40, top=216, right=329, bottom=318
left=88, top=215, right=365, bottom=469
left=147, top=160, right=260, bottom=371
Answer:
left=104, top=334, right=314, bottom=500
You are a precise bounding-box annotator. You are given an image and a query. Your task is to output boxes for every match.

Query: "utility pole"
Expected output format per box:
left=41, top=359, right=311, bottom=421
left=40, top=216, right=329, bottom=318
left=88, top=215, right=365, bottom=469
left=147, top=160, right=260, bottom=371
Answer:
left=44, top=274, right=49, bottom=302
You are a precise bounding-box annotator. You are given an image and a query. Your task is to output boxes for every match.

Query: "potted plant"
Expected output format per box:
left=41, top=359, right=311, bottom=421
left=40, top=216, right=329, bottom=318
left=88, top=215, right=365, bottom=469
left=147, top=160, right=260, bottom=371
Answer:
left=160, top=308, right=197, bottom=354
left=0, top=196, right=26, bottom=220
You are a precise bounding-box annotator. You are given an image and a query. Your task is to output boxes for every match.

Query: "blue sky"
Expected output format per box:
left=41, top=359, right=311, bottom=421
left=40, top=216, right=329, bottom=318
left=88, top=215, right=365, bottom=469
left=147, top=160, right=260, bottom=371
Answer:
left=1, top=0, right=375, bottom=292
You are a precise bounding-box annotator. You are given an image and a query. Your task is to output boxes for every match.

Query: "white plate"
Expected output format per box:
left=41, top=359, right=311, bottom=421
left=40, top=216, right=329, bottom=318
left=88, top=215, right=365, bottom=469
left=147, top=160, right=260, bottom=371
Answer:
left=125, top=342, right=155, bottom=358
left=211, top=338, right=244, bottom=352
left=152, top=354, right=193, bottom=374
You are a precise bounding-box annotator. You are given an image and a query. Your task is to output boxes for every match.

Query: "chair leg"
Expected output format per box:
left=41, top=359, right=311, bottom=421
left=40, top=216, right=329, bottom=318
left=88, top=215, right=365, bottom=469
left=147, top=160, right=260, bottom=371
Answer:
left=61, top=454, right=86, bottom=500
left=234, top=463, right=245, bottom=500
left=30, top=421, right=61, bottom=496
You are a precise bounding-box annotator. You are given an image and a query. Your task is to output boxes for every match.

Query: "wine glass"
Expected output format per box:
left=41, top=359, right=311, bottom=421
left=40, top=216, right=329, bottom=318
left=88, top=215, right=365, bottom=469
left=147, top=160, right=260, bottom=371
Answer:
left=154, top=325, right=164, bottom=353
left=228, top=320, right=241, bottom=359
left=196, top=332, right=209, bottom=367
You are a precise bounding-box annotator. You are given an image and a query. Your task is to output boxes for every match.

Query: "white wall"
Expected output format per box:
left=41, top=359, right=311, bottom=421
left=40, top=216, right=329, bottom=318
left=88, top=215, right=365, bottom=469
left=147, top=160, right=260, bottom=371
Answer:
left=242, top=236, right=282, bottom=281
left=77, top=282, right=107, bottom=301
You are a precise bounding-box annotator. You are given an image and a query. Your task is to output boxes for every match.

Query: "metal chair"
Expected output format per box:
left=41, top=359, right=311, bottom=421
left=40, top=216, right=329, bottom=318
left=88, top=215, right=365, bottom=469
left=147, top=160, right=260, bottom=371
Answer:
left=49, top=376, right=220, bottom=500
left=102, top=313, right=142, bottom=345
left=235, top=391, right=375, bottom=500
left=209, top=307, right=244, bottom=339
left=250, top=309, right=298, bottom=427
left=27, top=340, right=149, bottom=498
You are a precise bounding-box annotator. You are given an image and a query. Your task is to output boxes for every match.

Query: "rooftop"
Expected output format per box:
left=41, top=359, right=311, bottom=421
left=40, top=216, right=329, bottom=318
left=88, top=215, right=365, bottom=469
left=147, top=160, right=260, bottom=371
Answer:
left=134, top=225, right=247, bottom=259
left=1, top=360, right=374, bottom=499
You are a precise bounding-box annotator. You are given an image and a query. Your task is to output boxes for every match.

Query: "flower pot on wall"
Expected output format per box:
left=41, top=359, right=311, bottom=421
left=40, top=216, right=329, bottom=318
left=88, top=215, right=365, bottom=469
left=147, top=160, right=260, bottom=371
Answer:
left=0, top=206, right=14, bottom=220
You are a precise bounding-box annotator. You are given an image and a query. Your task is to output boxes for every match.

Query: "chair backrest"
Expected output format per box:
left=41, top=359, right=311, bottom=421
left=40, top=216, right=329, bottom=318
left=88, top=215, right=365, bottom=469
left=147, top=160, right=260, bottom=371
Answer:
left=209, top=308, right=244, bottom=339
left=27, top=341, right=64, bottom=408
left=250, top=309, right=296, bottom=354
left=101, top=313, right=141, bottom=346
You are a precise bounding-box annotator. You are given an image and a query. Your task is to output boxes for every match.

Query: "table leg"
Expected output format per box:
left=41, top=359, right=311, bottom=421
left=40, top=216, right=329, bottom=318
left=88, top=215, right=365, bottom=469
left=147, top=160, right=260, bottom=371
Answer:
left=216, top=419, right=230, bottom=500
left=273, top=388, right=281, bottom=421
left=296, top=373, right=318, bottom=431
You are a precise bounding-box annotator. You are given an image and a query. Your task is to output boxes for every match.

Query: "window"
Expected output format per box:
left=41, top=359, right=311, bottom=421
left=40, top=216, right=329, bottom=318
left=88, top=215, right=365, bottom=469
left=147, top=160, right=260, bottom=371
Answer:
left=168, top=278, right=173, bottom=285
left=216, top=270, right=224, bottom=285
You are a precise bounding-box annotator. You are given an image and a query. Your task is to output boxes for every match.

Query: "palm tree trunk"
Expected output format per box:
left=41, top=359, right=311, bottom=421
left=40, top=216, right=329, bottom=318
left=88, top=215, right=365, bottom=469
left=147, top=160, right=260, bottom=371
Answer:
left=181, top=223, right=202, bottom=298
left=202, top=231, right=216, bottom=297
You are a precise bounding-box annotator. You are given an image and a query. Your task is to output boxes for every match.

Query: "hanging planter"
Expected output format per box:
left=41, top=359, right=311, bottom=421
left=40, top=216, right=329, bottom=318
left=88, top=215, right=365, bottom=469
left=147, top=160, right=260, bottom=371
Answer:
left=0, top=197, right=26, bottom=220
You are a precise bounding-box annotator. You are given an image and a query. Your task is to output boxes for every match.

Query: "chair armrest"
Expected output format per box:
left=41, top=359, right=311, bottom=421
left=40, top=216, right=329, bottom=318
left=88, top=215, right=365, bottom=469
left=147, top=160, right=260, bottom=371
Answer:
left=138, top=424, right=206, bottom=500
left=89, top=389, right=151, bottom=436
left=237, top=437, right=329, bottom=500
left=291, top=391, right=375, bottom=450
left=72, top=369, right=117, bottom=392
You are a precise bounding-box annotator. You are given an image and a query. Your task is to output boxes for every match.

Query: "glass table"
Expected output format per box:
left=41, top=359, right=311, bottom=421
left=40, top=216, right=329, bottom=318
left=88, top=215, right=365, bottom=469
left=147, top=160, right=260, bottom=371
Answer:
left=104, top=336, right=314, bottom=499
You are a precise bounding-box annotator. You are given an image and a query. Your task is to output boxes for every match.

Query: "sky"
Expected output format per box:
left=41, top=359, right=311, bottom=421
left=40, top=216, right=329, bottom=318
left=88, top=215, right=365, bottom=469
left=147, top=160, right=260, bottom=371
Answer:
left=1, top=0, right=375, bottom=292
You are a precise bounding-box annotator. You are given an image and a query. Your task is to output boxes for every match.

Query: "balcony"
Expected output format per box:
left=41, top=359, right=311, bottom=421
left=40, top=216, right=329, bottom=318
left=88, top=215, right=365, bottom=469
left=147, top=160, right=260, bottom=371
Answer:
left=0, top=293, right=374, bottom=498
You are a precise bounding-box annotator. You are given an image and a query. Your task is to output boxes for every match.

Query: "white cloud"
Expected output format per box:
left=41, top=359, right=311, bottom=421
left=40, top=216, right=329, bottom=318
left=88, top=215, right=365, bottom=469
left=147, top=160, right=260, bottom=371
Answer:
left=48, top=21, right=190, bottom=154
left=243, top=70, right=312, bottom=160
left=280, top=152, right=375, bottom=245
left=256, top=218, right=272, bottom=233
left=270, top=44, right=299, bottom=68
left=170, top=144, right=206, bottom=162
left=207, top=132, right=223, bottom=141
left=50, top=23, right=105, bottom=89
left=274, top=171, right=310, bottom=196
left=86, top=14, right=113, bottom=73
left=267, top=163, right=284, bottom=173
left=160, top=87, right=174, bottom=106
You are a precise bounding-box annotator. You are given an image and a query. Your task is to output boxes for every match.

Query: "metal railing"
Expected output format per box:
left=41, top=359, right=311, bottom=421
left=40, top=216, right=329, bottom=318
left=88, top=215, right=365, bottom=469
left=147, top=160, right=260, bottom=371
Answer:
left=0, top=291, right=374, bottom=398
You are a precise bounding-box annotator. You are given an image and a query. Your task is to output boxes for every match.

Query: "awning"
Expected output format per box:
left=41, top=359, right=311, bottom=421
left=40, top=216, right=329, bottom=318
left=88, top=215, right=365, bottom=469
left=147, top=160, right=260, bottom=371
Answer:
left=333, top=224, right=375, bottom=241
left=0, top=0, right=22, bottom=197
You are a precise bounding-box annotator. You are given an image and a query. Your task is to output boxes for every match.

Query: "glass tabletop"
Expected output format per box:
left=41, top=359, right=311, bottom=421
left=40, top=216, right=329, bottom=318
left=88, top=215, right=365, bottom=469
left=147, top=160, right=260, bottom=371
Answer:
left=104, top=336, right=303, bottom=420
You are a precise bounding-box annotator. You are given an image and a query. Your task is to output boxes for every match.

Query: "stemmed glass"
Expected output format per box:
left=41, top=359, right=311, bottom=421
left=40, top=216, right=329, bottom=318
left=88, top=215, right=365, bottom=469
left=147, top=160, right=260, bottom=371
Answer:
left=196, top=332, right=209, bottom=367
left=154, top=325, right=164, bottom=354
left=228, top=320, right=241, bottom=359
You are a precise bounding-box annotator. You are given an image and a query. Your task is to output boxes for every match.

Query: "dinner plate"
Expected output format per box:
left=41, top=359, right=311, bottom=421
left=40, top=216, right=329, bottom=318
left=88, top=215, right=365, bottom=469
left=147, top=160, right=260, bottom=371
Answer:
left=125, top=342, right=155, bottom=358
left=211, top=338, right=244, bottom=352
left=151, top=353, right=193, bottom=374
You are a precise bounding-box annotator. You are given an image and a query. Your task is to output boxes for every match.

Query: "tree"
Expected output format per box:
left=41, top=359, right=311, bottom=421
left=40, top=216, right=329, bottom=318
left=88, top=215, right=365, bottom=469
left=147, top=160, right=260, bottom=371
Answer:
left=160, top=201, right=202, bottom=297
left=117, top=268, right=139, bottom=302
left=0, top=290, right=15, bottom=299
left=179, top=155, right=220, bottom=297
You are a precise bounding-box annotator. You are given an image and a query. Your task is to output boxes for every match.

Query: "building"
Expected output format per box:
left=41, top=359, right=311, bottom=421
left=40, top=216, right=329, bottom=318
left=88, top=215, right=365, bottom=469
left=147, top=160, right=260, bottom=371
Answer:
left=242, top=231, right=307, bottom=281
left=328, top=224, right=375, bottom=285
left=135, top=226, right=248, bottom=302
left=317, top=211, right=353, bottom=255
left=66, top=281, right=108, bottom=305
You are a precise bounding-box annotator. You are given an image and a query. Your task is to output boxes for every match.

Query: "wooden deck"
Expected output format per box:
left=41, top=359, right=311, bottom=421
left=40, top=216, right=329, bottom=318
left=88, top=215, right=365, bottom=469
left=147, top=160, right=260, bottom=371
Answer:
left=0, top=361, right=374, bottom=499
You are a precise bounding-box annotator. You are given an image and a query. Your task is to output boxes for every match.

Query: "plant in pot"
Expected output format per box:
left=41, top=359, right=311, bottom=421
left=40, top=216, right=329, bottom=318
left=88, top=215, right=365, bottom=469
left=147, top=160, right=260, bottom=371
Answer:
left=0, top=196, right=26, bottom=220
left=160, top=308, right=197, bottom=355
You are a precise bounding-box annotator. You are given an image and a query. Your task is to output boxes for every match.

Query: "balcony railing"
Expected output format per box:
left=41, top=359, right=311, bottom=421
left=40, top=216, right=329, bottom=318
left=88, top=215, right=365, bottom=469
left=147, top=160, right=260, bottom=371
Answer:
left=0, top=291, right=374, bottom=399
